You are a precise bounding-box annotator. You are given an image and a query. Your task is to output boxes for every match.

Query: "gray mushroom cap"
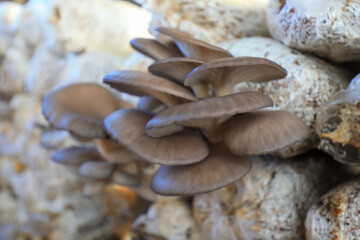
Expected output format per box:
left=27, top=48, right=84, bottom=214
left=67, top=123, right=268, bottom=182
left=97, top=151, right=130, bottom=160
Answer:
left=136, top=95, right=166, bottom=113
left=130, top=38, right=183, bottom=60
left=94, top=139, right=138, bottom=164
left=148, top=57, right=204, bottom=84
left=104, top=108, right=209, bottom=165
left=52, top=146, right=101, bottom=165
left=103, top=70, right=197, bottom=106
left=146, top=92, right=274, bottom=143
left=78, top=161, right=115, bottom=179
left=185, top=57, right=287, bottom=96
left=151, top=144, right=252, bottom=196
left=148, top=57, right=210, bottom=99
left=223, top=110, right=311, bottom=155
left=111, top=166, right=141, bottom=187
left=83, top=180, right=106, bottom=197
left=156, top=27, right=233, bottom=62
left=42, top=83, right=131, bottom=139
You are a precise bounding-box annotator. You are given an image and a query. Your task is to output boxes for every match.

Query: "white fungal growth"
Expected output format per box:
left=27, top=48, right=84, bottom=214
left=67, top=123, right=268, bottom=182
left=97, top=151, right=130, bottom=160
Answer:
left=287, top=0, right=343, bottom=17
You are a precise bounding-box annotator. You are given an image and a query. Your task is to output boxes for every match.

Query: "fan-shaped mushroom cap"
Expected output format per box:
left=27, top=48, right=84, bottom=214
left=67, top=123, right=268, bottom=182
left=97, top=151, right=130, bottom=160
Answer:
left=146, top=92, right=274, bottom=143
left=94, top=139, right=137, bottom=164
left=185, top=57, right=287, bottom=96
left=151, top=144, right=252, bottom=196
left=104, top=108, right=209, bottom=165
left=223, top=111, right=311, bottom=155
left=78, top=161, right=114, bottom=179
left=52, top=146, right=101, bottom=165
left=130, top=38, right=183, bottom=60
left=42, top=83, right=131, bottom=139
left=137, top=95, right=166, bottom=113
left=149, top=57, right=204, bottom=84
left=103, top=70, right=197, bottom=106
left=111, top=167, right=140, bottom=187
left=83, top=180, right=106, bottom=197
left=148, top=57, right=211, bottom=98
left=156, top=27, right=233, bottom=62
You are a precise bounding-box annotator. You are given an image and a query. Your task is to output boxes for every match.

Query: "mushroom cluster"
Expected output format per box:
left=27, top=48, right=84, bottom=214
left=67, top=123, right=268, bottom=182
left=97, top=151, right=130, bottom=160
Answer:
left=42, top=27, right=311, bottom=197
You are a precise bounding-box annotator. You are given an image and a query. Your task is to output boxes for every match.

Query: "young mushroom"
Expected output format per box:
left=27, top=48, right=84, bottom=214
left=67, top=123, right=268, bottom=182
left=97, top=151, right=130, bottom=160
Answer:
left=148, top=57, right=210, bottom=98
left=146, top=91, right=274, bottom=143
left=223, top=111, right=311, bottom=155
left=136, top=95, right=166, bottom=113
left=78, top=161, right=115, bottom=179
left=104, top=108, right=209, bottom=165
left=94, top=139, right=138, bottom=164
left=103, top=70, right=197, bottom=106
left=151, top=144, right=252, bottom=196
left=185, top=57, right=287, bottom=97
left=52, top=146, right=101, bottom=166
left=42, top=83, right=132, bottom=139
left=53, top=145, right=142, bottom=197
left=156, top=27, right=233, bottom=62
left=130, top=38, right=183, bottom=60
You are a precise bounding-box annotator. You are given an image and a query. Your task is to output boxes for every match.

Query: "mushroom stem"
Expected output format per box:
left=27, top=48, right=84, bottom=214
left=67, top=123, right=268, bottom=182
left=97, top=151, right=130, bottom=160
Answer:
left=191, top=84, right=212, bottom=99
left=201, top=126, right=223, bottom=144
left=215, top=83, right=233, bottom=97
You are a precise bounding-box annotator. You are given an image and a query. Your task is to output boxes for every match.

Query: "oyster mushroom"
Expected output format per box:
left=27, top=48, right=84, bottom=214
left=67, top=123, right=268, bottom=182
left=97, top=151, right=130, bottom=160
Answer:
left=223, top=110, right=311, bottom=155
left=185, top=57, right=287, bottom=97
left=156, top=27, right=233, bottom=62
left=148, top=57, right=203, bottom=85
left=103, top=70, right=197, bottom=106
left=151, top=144, right=251, bottom=196
left=146, top=91, right=274, bottom=143
left=78, top=161, right=114, bottom=179
left=130, top=38, right=183, bottom=60
left=136, top=95, right=166, bottom=113
left=148, top=57, right=210, bottom=98
left=52, top=146, right=101, bottom=165
left=42, top=83, right=132, bottom=139
left=219, top=36, right=350, bottom=157
left=94, top=138, right=138, bottom=164
left=111, top=166, right=140, bottom=187
left=104, top=108, right=209, bottom=165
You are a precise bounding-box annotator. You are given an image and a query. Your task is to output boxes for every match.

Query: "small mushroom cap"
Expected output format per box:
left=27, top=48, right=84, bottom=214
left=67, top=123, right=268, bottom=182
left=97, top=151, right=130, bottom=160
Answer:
left=83, top=180, right=106, bottom=197
left=130, top=38, right=183, bottom=60
left=78, top=161, right=114, bottom=179
left=151, top=144, right=252, bottom=196
left=223, top=110, right=311, bottom=155
left=148, top=57, right=204, bottom=84
left=156, top=27, right=233, bottom=62
left=42, top=83, right=131, bottom=138
left=146, top=92, right=274, bottom=138
left=104, top=108, right=209, bottom=165
left=52, top=146, right=101, bottom=165
left=137, top=95, right=166, bottom=113
left=111, top=167, right=140, bottom=187
left=103, top=70, right=197, bottom=106
left=185, top=57, right=287, bottom=96
left=94, top=139, right=137, bottom=164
